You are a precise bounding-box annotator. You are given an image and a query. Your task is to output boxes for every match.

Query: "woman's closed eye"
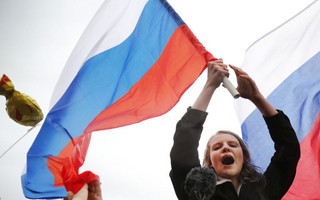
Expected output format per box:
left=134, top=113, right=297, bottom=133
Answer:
left=212, top=145, right=222, bottom=151
left=228, top=142, right=239, bottom=148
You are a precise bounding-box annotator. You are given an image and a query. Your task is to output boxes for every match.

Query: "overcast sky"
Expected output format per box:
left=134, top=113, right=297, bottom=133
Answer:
left=0, top=0, right=313, bottom=199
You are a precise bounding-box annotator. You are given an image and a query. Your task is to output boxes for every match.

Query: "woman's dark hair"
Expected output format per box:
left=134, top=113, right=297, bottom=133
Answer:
left=203, top=130, right=265, bottom=185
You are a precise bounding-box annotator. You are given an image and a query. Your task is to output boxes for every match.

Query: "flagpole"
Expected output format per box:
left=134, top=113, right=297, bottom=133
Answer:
left=222, top=77, right=240, bottom=99
left=0, top=124, right=40, bottom=160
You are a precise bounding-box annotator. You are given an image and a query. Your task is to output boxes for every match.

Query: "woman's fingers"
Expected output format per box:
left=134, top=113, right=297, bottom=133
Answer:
left=229, top=64, right=246, bottom=73
left=67, top=191, right=74, bottom=200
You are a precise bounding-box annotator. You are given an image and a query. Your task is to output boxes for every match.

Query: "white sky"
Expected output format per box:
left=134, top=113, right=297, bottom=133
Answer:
left=0, top=0, right=313, bottom=199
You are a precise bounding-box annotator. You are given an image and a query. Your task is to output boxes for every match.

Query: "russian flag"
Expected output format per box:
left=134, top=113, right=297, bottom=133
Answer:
left=21, top=0, right=214, bottom=198
left=235, top=1, right=320, bottom=199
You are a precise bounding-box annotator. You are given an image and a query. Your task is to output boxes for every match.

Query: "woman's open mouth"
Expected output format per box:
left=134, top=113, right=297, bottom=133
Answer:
left=221, top=155, right=235, bottom=165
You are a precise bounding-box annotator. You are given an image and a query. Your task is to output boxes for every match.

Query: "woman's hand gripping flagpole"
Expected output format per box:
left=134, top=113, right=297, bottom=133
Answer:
left=207, top=58, right=240, bottom=99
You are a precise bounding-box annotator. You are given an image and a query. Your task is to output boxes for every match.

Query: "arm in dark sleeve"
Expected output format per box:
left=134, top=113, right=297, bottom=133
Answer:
left=169, top=107, right=208, bottom=200
left=263, top=110, right=301, bottom=199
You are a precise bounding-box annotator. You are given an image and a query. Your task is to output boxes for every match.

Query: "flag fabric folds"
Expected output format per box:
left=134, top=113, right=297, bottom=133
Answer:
left=235, top=1, right=320, bottom=199
left=21, top=0, right=214, bottom=198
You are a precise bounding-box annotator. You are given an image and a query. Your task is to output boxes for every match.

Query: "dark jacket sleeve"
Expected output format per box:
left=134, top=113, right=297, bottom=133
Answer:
left=263, top=110, right=301, bottom=200
left=170, top=107, right=208, bottom=200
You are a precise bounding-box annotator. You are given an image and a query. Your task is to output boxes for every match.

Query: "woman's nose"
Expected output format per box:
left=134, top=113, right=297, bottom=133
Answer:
left=222, top=145, right=231, bottom=152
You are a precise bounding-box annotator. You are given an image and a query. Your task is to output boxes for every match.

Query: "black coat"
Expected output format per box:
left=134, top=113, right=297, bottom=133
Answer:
left=170, top=108, right=300, bottom=200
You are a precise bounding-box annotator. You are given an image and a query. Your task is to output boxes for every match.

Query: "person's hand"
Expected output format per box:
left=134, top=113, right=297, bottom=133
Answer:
left=206, top=58, right=229, bottom=89
left=64, top=181, right=102, bottom=200
left=229, top=64, right=261, bottom=101
left=88, top=180, right=102, bottom=200
left=191, top=58, right=229, bottom=111
left=65, top=183, right=88, bottom=200
left=230, top=64, right=278, bottom=116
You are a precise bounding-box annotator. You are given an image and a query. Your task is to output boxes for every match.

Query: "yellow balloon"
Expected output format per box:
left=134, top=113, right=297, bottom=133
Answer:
left=0, top=74, right=43, bottom=126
